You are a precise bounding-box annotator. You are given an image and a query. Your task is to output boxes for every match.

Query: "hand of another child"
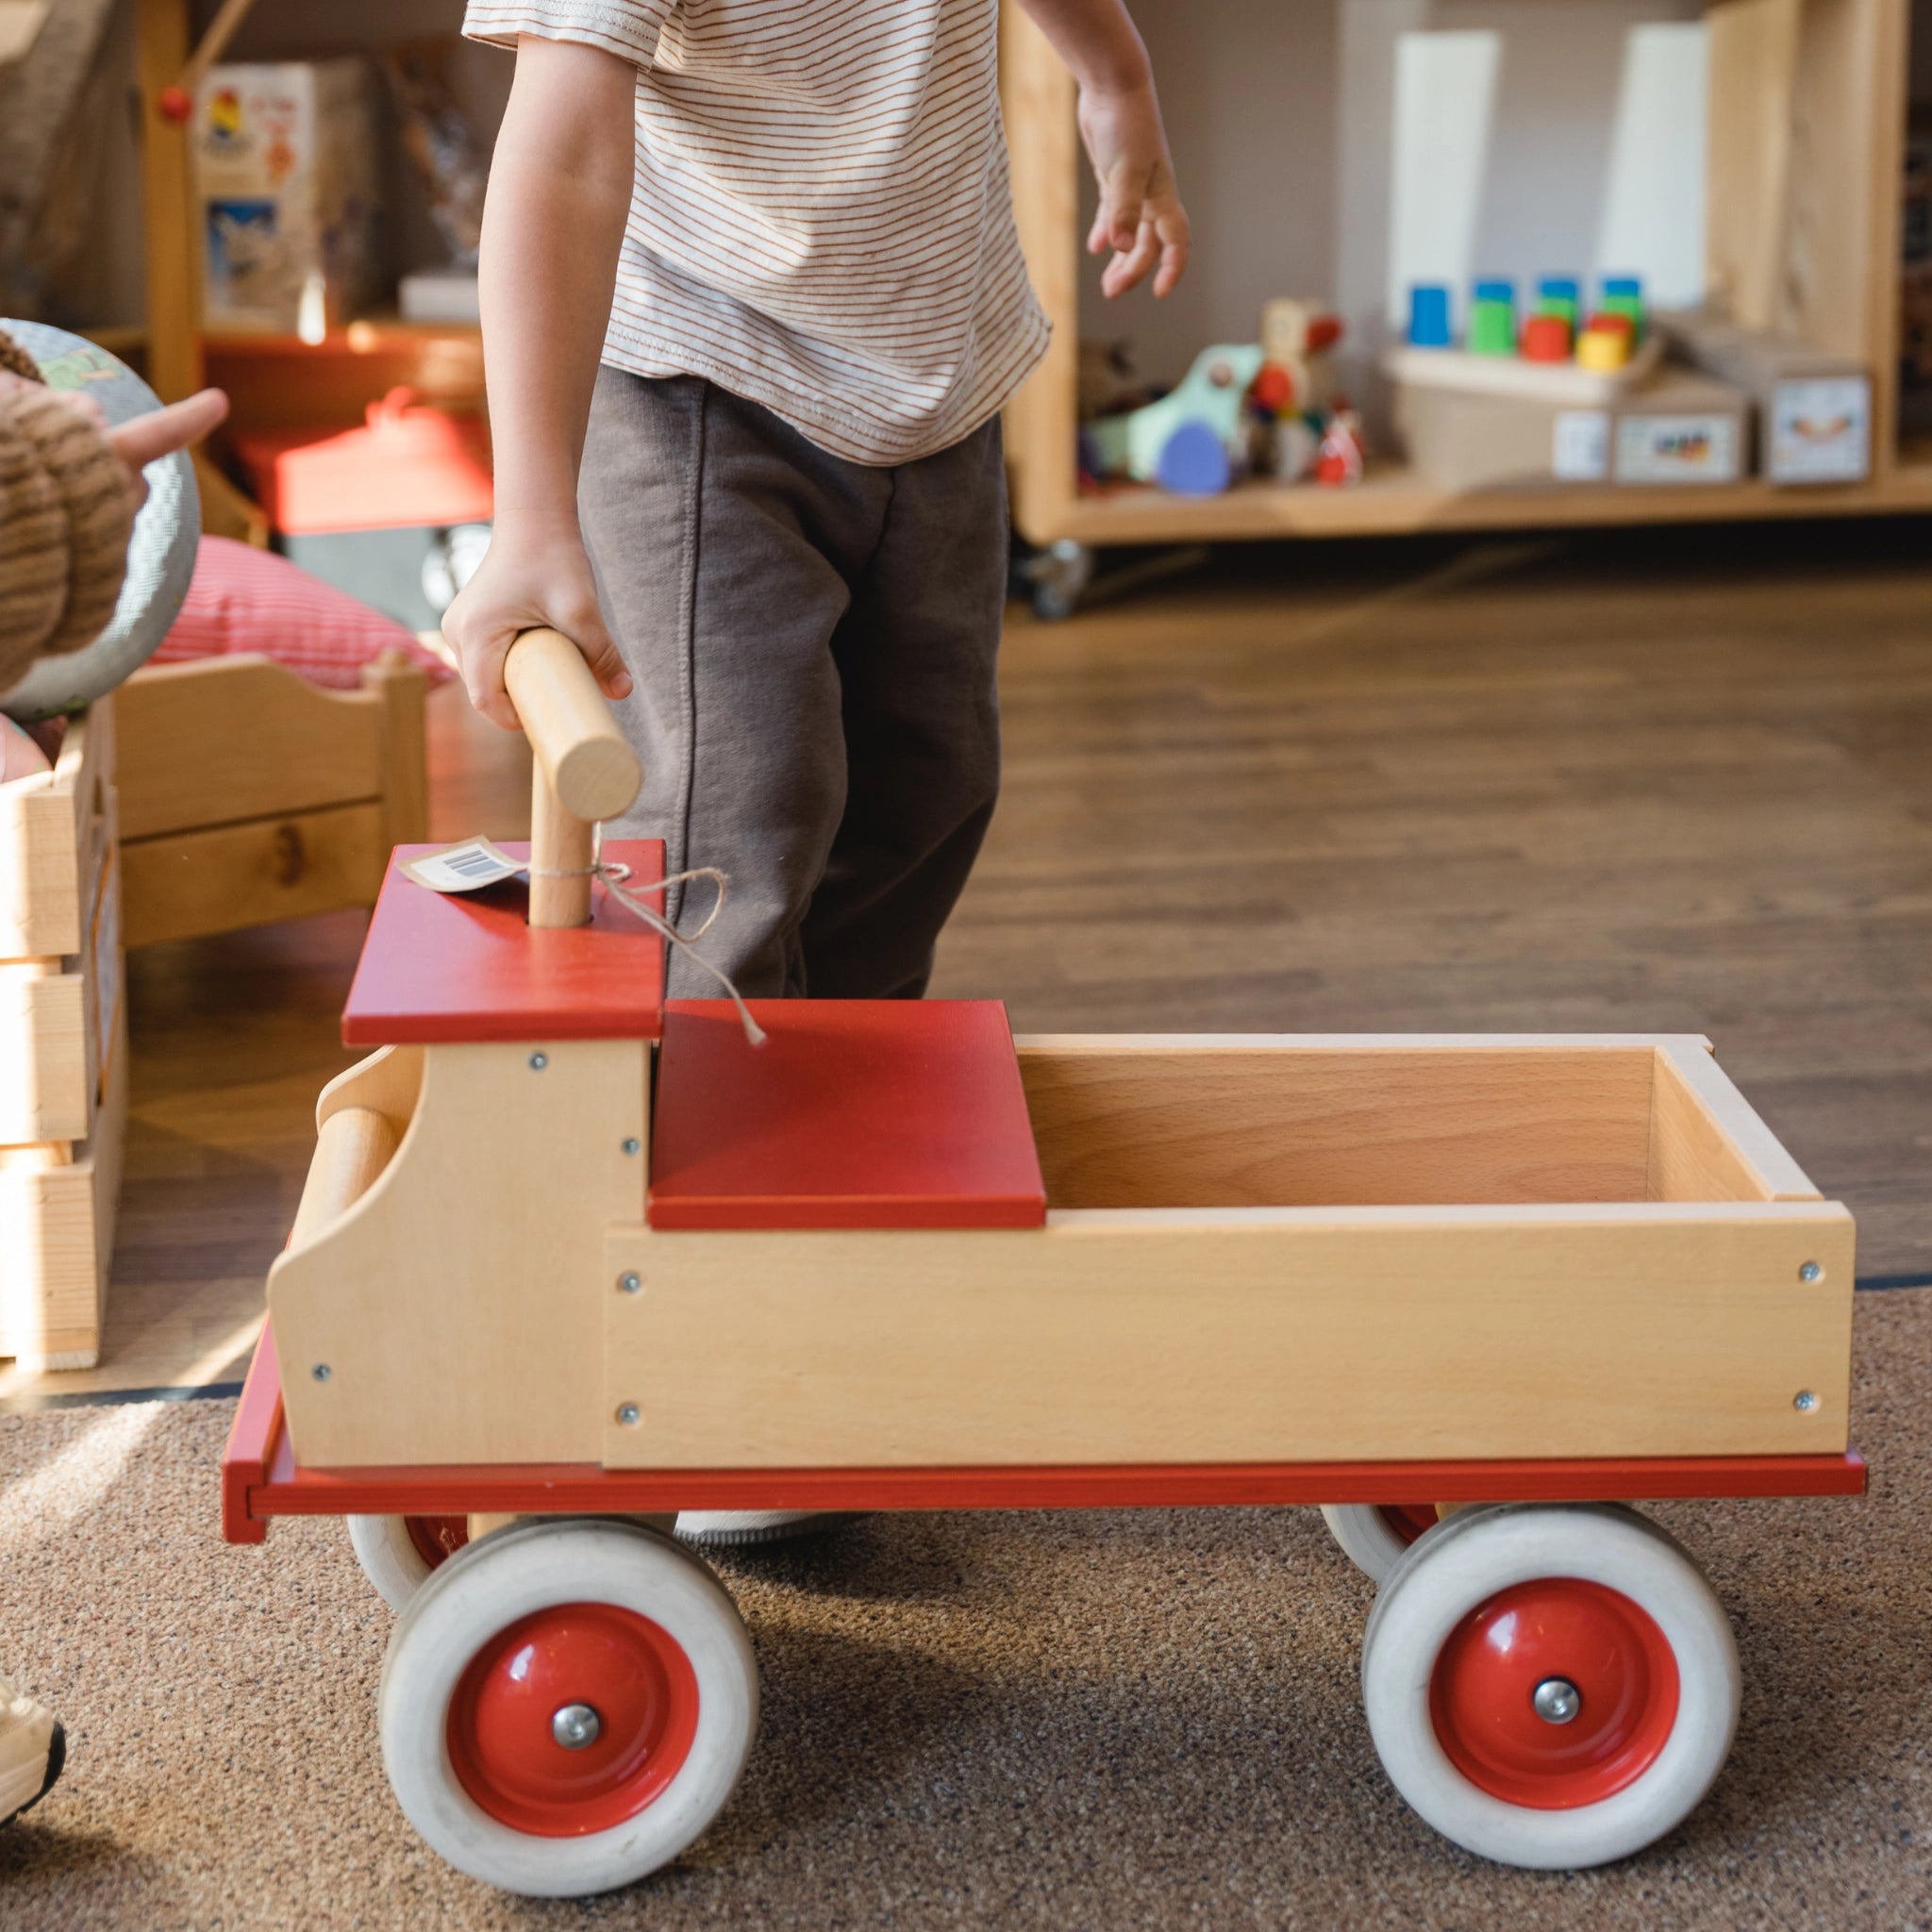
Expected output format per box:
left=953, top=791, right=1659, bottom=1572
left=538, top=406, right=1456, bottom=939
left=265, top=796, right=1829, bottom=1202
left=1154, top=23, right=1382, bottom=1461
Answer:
left=0, top=377, right=226, bottom=512
left=107, top=389, right=229, bottom=508
left=1078, top=81, right=1191, bottom=300
left=442, top=525, right=632, bottom=732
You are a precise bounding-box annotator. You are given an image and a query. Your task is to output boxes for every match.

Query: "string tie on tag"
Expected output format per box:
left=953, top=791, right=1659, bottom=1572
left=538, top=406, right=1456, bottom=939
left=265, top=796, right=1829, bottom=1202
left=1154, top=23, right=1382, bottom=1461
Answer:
left=526, top=835, right=766, bottom=1045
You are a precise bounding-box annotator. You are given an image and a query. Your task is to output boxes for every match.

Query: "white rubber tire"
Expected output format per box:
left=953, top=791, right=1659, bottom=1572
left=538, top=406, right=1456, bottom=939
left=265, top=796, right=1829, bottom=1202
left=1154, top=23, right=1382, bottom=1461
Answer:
left=347, top=1515, right=438, bottom=1613
left=379, top=1518, right=758, bottom=1896
left=1320, top=1504, right=1432, bottom=1585
left=1361, top=1503, right=1740, bottom=1870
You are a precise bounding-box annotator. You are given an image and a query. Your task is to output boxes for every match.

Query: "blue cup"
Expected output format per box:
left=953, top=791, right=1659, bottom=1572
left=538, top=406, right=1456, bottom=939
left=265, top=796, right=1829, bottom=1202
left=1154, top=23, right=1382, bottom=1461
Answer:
left=1408, top=283, right=1453, bottom=347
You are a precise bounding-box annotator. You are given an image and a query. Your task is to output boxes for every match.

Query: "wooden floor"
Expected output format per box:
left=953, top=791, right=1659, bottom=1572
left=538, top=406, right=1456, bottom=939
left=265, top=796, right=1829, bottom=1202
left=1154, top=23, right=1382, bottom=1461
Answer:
left=4, top=518, right=1927, bottom=1403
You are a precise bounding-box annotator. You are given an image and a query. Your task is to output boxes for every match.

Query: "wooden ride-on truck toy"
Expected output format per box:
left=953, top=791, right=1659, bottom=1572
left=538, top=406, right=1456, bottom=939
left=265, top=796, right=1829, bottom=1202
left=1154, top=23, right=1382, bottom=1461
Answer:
left=223, top=629, right=1862, bottom=1896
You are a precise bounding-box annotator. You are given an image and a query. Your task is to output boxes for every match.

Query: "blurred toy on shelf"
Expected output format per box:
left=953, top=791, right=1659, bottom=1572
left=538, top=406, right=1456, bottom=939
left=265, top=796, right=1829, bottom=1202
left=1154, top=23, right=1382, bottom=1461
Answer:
left=1407, top=284, right=1453, bottom=349
left=1535, top=276, right=1581, bottom=337
left=1468, top=278, right=1517, bottom=356
left=1658, top=310, right=1872, bottom=485
left=1258, top=297, right=1343, bottom=418
left=1085, top=343, right=1266, bottom=495
left=1313, top=406, right=1366, bottom=487
left=195, top=58, right=383, bottom=338
left=1576, top=314, right=1635, bottom=372
left=1080, top=301, right=1359, bottom=497
left=1600, top=275, right=1646, bottom=344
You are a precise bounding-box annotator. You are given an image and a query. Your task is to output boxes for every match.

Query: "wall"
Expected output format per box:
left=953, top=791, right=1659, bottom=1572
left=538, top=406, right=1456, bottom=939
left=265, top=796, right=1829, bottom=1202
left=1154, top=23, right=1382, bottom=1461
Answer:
left=1079, top=0, right=1706, bottom=425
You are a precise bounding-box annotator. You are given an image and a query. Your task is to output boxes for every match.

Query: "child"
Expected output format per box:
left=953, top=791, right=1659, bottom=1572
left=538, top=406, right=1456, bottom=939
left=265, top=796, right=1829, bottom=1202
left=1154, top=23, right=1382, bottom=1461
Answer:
left=447, top=0, right=1188, bottom=1541
left=0, top=327, right=227, bottom=1825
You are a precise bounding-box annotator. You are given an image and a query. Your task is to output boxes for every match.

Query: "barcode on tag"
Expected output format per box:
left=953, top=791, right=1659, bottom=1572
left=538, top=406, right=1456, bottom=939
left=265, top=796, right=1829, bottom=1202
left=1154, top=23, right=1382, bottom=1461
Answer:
left=399, top=838, right=526, bottom=894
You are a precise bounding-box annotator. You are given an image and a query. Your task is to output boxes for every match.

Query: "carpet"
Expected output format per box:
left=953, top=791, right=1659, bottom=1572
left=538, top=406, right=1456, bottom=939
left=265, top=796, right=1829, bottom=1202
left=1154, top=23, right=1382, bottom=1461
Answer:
left=1, top=1291, right=1927, bottom=1930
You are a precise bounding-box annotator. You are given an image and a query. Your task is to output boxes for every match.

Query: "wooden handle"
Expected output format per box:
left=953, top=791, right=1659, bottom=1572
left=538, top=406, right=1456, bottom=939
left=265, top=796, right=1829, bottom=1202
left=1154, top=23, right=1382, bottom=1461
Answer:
left=503, top=628, right=642, bottom=824
left=289, top=1107, right=398, bottom=1251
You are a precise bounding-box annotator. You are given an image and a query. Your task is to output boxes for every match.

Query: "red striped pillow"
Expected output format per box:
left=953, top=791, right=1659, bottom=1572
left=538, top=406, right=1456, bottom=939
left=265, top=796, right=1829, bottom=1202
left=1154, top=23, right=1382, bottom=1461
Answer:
left=151, top=537, right=454, bottom=690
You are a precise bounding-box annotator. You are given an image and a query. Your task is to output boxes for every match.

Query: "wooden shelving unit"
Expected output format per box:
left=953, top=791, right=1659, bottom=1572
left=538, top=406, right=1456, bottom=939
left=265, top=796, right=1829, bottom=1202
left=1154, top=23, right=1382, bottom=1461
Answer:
left=998, top=0, right=1924, bottom=550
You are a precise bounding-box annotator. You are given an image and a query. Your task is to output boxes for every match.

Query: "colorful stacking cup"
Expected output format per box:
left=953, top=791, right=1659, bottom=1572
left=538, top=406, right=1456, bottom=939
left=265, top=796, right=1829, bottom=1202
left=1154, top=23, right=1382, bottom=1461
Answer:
left=1407, top=283, right=1454, bottom=348
left=1469, top=279, right=1516, bottom=356
left=1520, top=313, right=1571, bottom=362
left=1599, top=275, right=1644, bottom=343
left=1535, top=276, right=1580, bottom=332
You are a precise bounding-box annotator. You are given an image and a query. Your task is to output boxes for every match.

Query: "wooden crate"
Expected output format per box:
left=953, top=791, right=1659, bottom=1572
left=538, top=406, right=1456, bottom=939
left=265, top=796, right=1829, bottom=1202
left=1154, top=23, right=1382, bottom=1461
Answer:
left=597, top=1037, right=1851, bottom=1471
left=1, top=700, right=126, bottom=1369
left=264, top=1030, right=1852, bottom=1474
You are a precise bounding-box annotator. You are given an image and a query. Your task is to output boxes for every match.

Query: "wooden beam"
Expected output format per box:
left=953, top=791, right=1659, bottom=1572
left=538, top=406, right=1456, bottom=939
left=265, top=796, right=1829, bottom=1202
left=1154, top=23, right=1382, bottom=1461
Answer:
left=134, top=0, right=203, bottom=401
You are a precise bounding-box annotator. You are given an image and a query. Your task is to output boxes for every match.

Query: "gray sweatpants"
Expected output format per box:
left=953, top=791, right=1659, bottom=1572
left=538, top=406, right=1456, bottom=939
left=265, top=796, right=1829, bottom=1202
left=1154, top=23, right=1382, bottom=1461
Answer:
left=579, top=370, right=1008, bottom=1000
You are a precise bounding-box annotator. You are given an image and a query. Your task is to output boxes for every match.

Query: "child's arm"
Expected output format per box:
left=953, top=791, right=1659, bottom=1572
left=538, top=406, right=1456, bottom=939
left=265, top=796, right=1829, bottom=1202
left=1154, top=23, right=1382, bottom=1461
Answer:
left=443, top=35, right=637, bottom=728
left=1014, top=0, right=1190, bottom=300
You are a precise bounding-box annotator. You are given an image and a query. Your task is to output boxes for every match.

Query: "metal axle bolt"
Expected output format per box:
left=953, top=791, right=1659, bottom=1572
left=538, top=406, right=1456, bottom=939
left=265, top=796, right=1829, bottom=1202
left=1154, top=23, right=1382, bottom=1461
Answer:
left=1794, top=1390, right=1819, bottom=1412
left=311, top=1362, right=332, bottom=1383
left=1532, top=1677, right=1581, bottom=1725
left=552, top=1703, right=602, bottom=1750
left=616, top=1402, right=641, bottom=1426
left=619, top=1272, right=642, bottom=1294
left=622, top=1138, right=642, bottom=1156
left=1799, top=1260, right=1823, bottom=1283
left=528, top=1051, right=548, bottom=1071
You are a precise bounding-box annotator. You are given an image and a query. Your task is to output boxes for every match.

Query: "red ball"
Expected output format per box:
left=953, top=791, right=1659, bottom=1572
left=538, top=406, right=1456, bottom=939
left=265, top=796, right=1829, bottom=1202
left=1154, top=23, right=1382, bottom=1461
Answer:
left=158, top=85, right=193, bottom=124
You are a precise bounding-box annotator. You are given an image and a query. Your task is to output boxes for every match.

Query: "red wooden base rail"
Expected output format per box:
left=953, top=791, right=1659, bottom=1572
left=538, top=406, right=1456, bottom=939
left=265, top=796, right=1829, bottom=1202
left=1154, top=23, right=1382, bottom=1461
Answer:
left=222, top=1324, right=1869, bottom=1546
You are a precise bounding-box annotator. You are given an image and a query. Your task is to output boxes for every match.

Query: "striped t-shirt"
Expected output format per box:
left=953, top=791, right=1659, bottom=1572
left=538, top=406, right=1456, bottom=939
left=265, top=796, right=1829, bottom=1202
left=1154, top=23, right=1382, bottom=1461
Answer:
left=463, top=0, right=1050, bottom=465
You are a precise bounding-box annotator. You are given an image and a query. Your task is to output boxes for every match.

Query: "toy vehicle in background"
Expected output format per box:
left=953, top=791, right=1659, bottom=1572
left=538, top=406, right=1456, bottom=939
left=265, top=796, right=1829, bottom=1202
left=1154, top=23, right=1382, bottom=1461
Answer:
left=224, top=631, right=1862, bottom=1897
left=1084, top=342, right=1267, bottom=493
left=1082, top=302, right=1357, bottom=497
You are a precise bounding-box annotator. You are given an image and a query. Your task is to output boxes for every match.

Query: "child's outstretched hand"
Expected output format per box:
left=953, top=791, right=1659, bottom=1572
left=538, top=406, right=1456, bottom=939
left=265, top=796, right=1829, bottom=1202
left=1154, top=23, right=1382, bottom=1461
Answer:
left=1080, top=79, right=1190, bottom=300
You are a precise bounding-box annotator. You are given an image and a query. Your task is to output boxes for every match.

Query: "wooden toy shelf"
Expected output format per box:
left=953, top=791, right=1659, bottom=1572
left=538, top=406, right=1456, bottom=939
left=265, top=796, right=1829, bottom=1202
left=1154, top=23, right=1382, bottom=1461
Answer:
left=998, top=0, right=1921, bottom=551
left=1041, top=458, right=1932, bottom=544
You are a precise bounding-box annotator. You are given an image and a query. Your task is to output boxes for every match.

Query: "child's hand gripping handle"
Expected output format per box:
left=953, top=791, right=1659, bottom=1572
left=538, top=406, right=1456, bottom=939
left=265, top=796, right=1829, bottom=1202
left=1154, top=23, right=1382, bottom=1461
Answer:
left=503, top=627, right=642, bottom=928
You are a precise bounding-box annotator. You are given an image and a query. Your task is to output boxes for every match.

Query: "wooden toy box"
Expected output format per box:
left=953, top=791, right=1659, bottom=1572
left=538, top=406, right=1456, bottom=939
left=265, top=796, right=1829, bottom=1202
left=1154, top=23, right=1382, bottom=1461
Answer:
left=1, top=700, right=126, bottom=1369
left=259, top=1000, right=1855, bottom=1478
left=219, top=632, right=1860, bottom=1893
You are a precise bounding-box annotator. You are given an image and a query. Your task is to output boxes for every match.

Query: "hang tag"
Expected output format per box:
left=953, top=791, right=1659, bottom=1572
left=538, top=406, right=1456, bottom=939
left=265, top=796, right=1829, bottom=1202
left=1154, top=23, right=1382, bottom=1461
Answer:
left=398, top=837, right=525, bottom=893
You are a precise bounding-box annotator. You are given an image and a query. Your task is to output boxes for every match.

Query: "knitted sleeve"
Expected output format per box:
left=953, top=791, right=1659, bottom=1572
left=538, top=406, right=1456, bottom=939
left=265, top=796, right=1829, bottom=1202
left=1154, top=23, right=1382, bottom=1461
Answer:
left=0, top=357, right=135, bottom=695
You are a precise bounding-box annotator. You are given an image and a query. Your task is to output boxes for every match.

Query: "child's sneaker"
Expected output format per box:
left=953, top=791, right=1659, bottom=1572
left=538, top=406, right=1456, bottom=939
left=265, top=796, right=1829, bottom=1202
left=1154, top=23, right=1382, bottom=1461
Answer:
left=675, top=1511, right=860, bottom=1547
left=0, top=1681, right=64, bottom=1826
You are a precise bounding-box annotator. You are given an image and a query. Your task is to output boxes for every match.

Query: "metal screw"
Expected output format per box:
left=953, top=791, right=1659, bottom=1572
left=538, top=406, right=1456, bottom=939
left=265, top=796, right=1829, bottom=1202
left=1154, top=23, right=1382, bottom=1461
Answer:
left=1799, top=1260, right=1824, bottom=1283
left=551, top=1703, right=602, bottom=1750
left=311, top=1363, right=332, bottom=1383
left=618, top=1272, right=642, bottom=1294
left=1794, top=1390, right=1820, bottom=1412
left=616, top=1402, right=641, bottom=1426
left=622, top=1137, right=641, bottom=1157
left=1532, top=1677, right=1581, bottom=1725
left=528, top=1051, right=548, bottom=1071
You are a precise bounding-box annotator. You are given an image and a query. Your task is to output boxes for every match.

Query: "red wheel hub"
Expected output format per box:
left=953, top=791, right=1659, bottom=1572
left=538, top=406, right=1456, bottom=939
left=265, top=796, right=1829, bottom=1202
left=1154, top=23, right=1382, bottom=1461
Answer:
left=1430, top=1577, right=1679, bottom=1809
left=447, top=1603, right=700, bottom=1837
left=406, top=1516, right=469, bottom=1572
left=1380, top=1504, right=1438, bottom=1546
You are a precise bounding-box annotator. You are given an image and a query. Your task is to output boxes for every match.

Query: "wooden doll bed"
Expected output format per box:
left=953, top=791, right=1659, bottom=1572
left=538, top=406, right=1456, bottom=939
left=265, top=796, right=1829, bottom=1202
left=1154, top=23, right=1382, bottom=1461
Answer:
left=113, top=648, right=429, bottom=949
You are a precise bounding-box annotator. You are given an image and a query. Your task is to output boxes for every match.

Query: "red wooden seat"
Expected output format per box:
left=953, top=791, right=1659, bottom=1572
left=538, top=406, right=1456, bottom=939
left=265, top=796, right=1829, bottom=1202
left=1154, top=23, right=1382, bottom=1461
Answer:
left=649, top=998, right=1046, bottom=1229
left=341, top=840, right=668, bottom=1046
